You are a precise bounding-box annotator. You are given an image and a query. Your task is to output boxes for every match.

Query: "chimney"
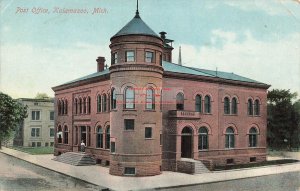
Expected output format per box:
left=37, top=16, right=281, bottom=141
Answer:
left=96, top=57, right=106, bottom=72
left=159, top=31, right=174, bottom=62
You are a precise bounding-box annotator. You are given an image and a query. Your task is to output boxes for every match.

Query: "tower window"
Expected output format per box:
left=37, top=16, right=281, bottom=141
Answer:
left=125, top=51, right=135, bottom=62
left=145, top=51, right=154, bottom=63
left=176, top=93, right=184, bottom=110
left=124, top=167, right=136, bottom=175
left=112, top=52, right=118, bottom=64
left=124, top=119, right=134, bottom=130
left=145, top=127, right=152, bottom=139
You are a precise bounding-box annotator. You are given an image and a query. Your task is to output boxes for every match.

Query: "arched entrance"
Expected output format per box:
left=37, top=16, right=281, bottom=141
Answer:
left=181, top=126, right=193, bottom=158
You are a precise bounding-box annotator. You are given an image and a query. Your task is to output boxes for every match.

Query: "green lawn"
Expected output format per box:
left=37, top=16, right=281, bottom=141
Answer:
left=10, top=146, right=54, bottom=155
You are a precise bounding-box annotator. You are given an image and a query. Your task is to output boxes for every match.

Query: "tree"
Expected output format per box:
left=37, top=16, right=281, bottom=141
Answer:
left=0, top=92, right=27, bottom=149
left=267, top=89, right=300, bottom=150
left=35, top=93, right=49, bottom=99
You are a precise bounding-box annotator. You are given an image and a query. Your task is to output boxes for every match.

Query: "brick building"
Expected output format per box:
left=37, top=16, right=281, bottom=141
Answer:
left=52, top=7, right=270, bottom=176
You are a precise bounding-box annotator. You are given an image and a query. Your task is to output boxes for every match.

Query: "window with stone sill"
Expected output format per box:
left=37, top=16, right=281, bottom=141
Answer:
left=125, top=51, right=135, bottom=62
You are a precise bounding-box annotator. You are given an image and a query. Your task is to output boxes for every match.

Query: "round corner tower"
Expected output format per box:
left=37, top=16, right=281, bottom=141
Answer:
left=108, top=8, right=164, bottom=176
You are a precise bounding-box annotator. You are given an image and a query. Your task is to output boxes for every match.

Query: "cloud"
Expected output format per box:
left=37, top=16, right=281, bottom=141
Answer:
left=0, top=42, right=110, bottom=98
left=173, top=30, right=300, bottom=94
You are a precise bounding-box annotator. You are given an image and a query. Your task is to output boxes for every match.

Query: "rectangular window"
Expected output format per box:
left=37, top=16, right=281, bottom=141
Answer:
left=125, top=51, right=135, bottom=62
left=50, top=128, right=55, bottom=137
left=145, top=51, right=154, bottom=63
left=50, top=111, right=54, bottom=120
left=37, top=142, right=41, bottom=147
left=250, top=157, right=256, bottom=162
left=145, top=127, right=152, bottom=139
left=50, top=142, right=54, bottom=147
left=124, top=167, right=136, bottom=175
left=31, top=142, right=36, bottom=147
left=226, top=159, right=234, bottom=164
left=32, top=111, right=40, bottom=120
left=112, top=52, right=118, bottom=64
left=111, top=142, right=116, bottom=153
left=124, top=119, right=134, bottom=130
left=160, top=133, right=162, bottom=145
left=45, top=142, right=49, bottom=147
left=31, top=128, right=40, bottom=137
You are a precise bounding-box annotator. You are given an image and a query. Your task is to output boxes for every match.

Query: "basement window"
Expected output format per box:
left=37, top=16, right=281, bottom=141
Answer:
left=226, top=159, right=234, bottom=164
left=250, top=157, right=256, bottom=162
left=124, top=167, right=136, bottom=175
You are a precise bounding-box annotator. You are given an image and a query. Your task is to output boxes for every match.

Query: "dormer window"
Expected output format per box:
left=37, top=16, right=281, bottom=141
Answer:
left=145, top=51, right=154, bottom=63
left=125, top=51, right=135, bottom=62
left=112, top=52, right=118, bottom=64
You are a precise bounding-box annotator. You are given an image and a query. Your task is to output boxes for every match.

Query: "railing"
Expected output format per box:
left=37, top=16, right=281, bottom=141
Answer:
left=168, top=110, right=200, bottom=119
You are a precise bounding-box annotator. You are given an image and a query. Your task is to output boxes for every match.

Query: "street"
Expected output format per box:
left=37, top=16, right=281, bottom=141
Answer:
left=0, top=152, right=104, bottom=191
left=159, top=171, right=300, bottom=191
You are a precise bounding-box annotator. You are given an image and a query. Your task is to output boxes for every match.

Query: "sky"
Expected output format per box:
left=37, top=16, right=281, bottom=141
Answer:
left=0, top=0, right=299, bottom=98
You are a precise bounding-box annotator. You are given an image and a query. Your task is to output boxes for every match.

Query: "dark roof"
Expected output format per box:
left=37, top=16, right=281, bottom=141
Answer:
left=54, top=61, right=268, bottom=89
left=111, top=14, right=159, bottom=39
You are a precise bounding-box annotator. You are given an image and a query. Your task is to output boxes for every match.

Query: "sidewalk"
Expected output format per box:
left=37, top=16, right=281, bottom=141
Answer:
left=1, top=147, right=300, bottom=191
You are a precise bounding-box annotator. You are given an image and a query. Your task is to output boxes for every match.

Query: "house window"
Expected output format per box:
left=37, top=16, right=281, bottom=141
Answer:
left=32, top=111, right=40, bottom=120
left=145, top=51, right=154, bottom=63
left=31, top=128, right=40, bottom=137
left=96, top=126, right=103, bottom=148
left=112, top=52, right=118, bottom=64
left=50, top=142, right=54, bottom=147
left=195, top=95, right=202, bottom=112
left=111, top=89, right=117, bottom=109
left=176, top=93, right=184, bottom=110
left=204, top=95, right=211, bottom=113
left=225, top=127, right=235, bottom=149
left=50, top=128, right=54, bottom=137
left=79, top=98, right=83, bottom=114
left=145, top=127, right=152, bottom=139
left=231, top=97, right=238, bottom=114
left=105, top=126, right=110, bottom=149
left=37, top=142, right=41, bottom=147
left=124, top=119, right=134, bottom=130
left=97, top=95, right=101, bottom=112
left=125, top=87, right=135, bottom=109
left=64, top=100, right=68, bottom=114
left=61, top=100, right=64, bottom=115
left=125, top=51, right=135, bottom=62
left=224, top=97, right=230, bottom=114
left=111, top=142, right=116, bottom=153
left=227, top=159, right=234, bottom=164
left=198, top=127, right=208, bottom=150
left=248, top=99, right=253, bottom=115
left=50, top=111, right=54, bottom=120
left=64, top=126, right=68, bottom=144
left=250, top=157, right=256, bottom=162
left=83, top=97, right=87, bottom=114
left=74, top=98, right=78, bottom=114
left=58, top=100, right=61, bottom=115
left=249, top=127, right=258, bottom=147
left=124, top=167, right=136, bottom=175
left=103, top=94, right=107, bottom=112
left=45, top=142, right=49, bottom=147
left=87, top=97, right=91, bottom=114
left=254, top=99, right=260, bottom=115
left=75, top=126, right=78, bottom=145
left=160, top=133, right=162, bottom=145
left=32, top=142, right=36, bottom=147
left=87, top=126, right=91, bottom=147
left=146, top=88, right=155, bottom=110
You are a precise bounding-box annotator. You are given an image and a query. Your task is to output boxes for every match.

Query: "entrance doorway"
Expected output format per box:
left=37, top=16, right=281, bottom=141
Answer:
left=181, top=126, right=193, bottom=158
left=80, top=126, right=87, bottom=145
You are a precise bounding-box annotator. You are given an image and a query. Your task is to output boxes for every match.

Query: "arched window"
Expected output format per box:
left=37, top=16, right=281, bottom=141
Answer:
left=248, top=99, right=253, bottom=115
left=225, top=127, right=235, bottom=149
left=105, top=126, right=110, bottom=149
left=111, top=89, right=117, bottom=109
left=65, top=100, right=68, bottom=114
left=74, top=98, right=78, bottom=114
left=57, top=125, right=62, bottom=143
left=83, top=97, right=87, bottom=114
left=58, top=100, right=61, bottom=115
left=87, top=97, right=91, bottom=114
left=125, top=87, right=135, bottom=109
left=79, top=98, right=83, bottom=114
left=146, top=88, right=155, bottom=110
left=176, top=93, right=184, bottom=110
left=204, top=95, right=211, bottom=113
left=249, top=127, right=258, bottom=147
left=198, top=127, right=208, bottom=150
left=232, top=97, right=238, bottom=115
left=96, top=126, right=103, bottom=148
left=63, top=125, right=68, bottom=144
left=97, top=95, right=101, bottom=112
left=224, top=97, right=230, bottom=114
left=160, top=89, right=163, bottom=111
left=103, top=94, right=107, bottom=112
left=107, top=93, right=110, bottom=111
left=254, top=99, right=260, bottom=116
left=61, top=100, right=65, bottom=115
left=195, top=95, right=202, bottom=112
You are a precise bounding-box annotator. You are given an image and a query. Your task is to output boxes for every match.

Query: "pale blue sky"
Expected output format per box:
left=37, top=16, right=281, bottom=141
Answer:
left=1, top=0, right=299, bottom=98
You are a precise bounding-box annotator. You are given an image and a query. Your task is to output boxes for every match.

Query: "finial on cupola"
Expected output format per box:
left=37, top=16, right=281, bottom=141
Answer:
left=178, top=46, right=182, bottom=65
left=135, top=0, right=140, bottom=18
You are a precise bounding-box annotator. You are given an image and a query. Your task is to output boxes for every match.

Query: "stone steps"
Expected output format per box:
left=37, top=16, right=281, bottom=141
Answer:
left=53, top=152, right=96, bottom=166
left=179, top=158, right=210, bottom=174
